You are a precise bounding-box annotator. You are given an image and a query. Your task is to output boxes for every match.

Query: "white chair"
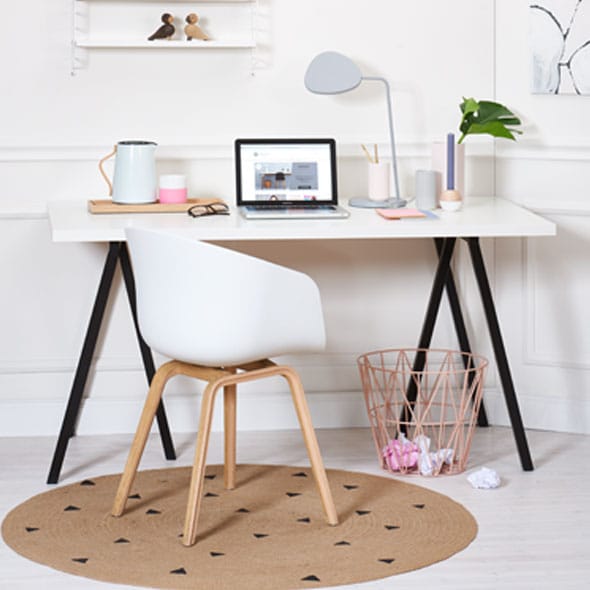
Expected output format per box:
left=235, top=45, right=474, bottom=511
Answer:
left=111, top=227, right=338, bottom=546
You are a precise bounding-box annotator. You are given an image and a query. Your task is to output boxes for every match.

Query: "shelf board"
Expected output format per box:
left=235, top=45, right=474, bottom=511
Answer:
left=75, top=39, right=255, bottom=48
left=75, top=1, right=254, bottom=3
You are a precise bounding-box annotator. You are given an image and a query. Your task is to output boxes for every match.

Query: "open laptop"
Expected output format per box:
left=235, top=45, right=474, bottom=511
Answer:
left=235, top=138, right=349, bottom=219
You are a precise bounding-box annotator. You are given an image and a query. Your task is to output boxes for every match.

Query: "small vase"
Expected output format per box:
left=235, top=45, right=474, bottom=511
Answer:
left=431, top=141, right=465, bottom=207
left=439, top=189, right=462, bottom=211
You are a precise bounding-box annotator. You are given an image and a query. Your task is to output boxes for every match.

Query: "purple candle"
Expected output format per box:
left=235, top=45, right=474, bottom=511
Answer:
left=446, top=132, right=455, bottom=190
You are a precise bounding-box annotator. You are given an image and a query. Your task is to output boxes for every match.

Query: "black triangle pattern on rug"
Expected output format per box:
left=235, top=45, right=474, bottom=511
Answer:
left=1, top=464, right=478, bottom=590
left=170, top=567, right=187, bottom=575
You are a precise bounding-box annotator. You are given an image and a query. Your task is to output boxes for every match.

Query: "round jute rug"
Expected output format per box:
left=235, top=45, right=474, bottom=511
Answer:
left=2, top=464, right=477, bottom=589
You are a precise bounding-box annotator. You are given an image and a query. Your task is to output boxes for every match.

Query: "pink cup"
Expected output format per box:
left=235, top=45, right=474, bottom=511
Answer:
left=158, top=174, right=187, bottom=204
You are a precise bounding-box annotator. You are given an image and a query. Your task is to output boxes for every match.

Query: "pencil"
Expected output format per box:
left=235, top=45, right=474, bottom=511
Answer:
left=361, top=144, right=374, bottom=163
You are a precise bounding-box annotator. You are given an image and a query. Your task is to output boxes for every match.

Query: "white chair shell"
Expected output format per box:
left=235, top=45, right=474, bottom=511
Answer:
left=126, top=227, right=326, bottom=366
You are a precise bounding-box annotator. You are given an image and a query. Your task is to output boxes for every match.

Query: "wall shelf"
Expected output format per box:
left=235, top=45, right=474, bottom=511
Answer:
left=75, top=39, right=255, bottom=49
left=72, top=0, right=258, bottom=71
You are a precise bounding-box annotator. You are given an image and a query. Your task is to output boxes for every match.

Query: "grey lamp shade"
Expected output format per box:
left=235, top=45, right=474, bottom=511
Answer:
left=304, top=51, right=362, bottom=95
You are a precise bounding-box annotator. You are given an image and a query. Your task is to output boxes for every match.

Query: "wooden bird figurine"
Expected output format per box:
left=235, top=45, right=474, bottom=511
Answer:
left=148, top=13, right=175, bottom=41
left=184, top=13, right=209, bottom=41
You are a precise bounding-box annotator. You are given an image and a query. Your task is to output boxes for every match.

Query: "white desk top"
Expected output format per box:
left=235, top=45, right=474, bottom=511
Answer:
left=48, top=198, right=556, bottom=243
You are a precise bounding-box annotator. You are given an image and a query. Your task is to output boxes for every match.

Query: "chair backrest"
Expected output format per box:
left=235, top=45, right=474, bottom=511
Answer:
left=125, top=227, right=326, bottom=366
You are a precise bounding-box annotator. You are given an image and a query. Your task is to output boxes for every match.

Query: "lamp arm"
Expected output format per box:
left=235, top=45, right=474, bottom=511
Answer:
left=362, top=76, right=401, bottom=200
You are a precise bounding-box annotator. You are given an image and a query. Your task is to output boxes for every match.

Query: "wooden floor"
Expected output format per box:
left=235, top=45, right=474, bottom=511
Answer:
left=1, top=426, right=589, bottom=589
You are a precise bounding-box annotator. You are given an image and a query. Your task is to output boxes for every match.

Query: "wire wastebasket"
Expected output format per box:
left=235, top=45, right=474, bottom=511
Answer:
left=358, top=348, right=488, bottom=476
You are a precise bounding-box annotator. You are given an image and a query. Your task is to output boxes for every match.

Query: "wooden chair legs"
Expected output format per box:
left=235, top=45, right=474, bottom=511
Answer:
left=282, top=366, right=339, bottom=527
left=111, top=360, right=229, bottom=518
left=112, top=361, right=179, bottom=517
left=223, top=381, right=237, bottom=491
left=112, top=359, right=338, bottom=548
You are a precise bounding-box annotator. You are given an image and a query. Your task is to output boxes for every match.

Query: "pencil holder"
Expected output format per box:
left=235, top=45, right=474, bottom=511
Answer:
left=368, top=162, right=390, bottom=202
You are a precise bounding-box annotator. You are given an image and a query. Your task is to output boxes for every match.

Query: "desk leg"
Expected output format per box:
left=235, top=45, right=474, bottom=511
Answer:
left=434, top=238, right=489, bottom=427
left=465, top=238, right=534, bottom=471
left=119, top=244, right=176, bottom=461
left=47, top=242, right=121, bottom=484
left=404, top=237, right=457, bottom=421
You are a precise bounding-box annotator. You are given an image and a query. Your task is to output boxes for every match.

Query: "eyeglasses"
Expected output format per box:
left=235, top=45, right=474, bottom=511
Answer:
left=187, top=202, right=230, bottom=218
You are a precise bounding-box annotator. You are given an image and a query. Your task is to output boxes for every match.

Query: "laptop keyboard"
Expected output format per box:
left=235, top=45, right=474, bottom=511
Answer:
left=246, top=204, right=337, bottom=211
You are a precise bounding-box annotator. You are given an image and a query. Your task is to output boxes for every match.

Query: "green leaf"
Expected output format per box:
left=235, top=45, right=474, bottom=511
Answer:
left=464, top=121, right=521, bottom=140
left=457, top=97, right=522, bottom=143
left=460, top=97, right=479, bottom=116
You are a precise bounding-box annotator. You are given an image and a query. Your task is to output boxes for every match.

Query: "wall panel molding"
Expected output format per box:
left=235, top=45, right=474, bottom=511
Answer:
left=9, top=140, right=589, bottom=164
left=523, top=208, right=590, bottom=369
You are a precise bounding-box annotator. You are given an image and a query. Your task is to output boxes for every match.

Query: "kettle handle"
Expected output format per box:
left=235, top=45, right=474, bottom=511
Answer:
left=98, top=145, right=117, bottom=196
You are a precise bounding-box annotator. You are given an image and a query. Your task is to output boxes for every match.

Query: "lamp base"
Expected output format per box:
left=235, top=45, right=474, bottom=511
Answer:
left=349, top=197, right=407, bottom=209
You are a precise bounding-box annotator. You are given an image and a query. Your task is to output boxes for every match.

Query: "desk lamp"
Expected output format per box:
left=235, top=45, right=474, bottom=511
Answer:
left=304, top=51, right=406, bottom=208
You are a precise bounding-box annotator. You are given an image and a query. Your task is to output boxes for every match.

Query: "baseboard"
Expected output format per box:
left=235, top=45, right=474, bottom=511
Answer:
left=2, top=387, right=589, bottom=437
left=0, top=391, right=371, bottom=438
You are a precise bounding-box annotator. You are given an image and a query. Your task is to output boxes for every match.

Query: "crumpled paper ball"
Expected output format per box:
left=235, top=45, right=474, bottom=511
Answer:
left=467, top=466, right=501, bottom=489
left=382, top=435, right=420, bottom=471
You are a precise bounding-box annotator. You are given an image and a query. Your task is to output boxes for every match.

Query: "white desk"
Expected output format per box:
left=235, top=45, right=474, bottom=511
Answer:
left=46, top=197, right=556, bottom=483
left=50, top=197, right=555, bottom=243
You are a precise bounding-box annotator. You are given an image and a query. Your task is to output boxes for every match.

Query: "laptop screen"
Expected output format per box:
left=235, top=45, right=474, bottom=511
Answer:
left=235, top=138, right=338, bottom=206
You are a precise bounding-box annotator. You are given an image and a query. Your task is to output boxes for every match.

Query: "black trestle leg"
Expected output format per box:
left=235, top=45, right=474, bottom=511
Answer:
left=434, top=238, right=489, bottom=427
left=402, top=237, right=457, bottom=430
left=119, top=243, right=176, bottom=461
left=465, top=237, right=534, bottom=471
left=47, top=242, right=121, bottom=484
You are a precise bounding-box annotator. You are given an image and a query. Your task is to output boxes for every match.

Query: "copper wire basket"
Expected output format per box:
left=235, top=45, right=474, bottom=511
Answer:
left=358, top=348, right=488, bottom=476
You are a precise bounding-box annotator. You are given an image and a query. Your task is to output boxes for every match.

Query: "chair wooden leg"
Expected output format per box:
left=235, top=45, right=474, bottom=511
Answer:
left=282, top=367, right=339, bottom=526
left=112, top=361, right=178, bottom=517
left=182, top=380, right=221, bottom=547
left=224, top=382, right=237, bottom=490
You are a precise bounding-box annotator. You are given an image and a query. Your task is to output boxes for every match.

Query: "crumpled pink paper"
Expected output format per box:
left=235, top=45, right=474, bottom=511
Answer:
left=382, top=434, right=420, bottom=471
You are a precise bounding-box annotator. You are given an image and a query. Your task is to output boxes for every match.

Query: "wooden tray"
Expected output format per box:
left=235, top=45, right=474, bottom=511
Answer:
left=88, top=198, right=226, bottom=214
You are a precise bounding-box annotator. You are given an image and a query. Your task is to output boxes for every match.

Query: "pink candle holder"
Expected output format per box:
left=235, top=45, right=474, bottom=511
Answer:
left=159, top=174, right=187, bottom=204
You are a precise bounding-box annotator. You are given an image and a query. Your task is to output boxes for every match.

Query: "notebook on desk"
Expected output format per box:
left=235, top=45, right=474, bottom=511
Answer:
left=235, top=138, right=350, bottom=219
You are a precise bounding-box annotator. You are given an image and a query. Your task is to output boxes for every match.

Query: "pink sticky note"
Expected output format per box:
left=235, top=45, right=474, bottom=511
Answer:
left=376, top=208, right=427, bottom=220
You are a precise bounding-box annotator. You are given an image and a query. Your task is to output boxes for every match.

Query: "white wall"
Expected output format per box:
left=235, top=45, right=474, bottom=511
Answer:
left=1, top=0, right=588, bottom=438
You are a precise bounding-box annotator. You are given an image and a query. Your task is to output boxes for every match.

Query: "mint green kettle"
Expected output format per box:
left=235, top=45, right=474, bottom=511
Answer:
left=99, top=140, right=157, bottom=204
